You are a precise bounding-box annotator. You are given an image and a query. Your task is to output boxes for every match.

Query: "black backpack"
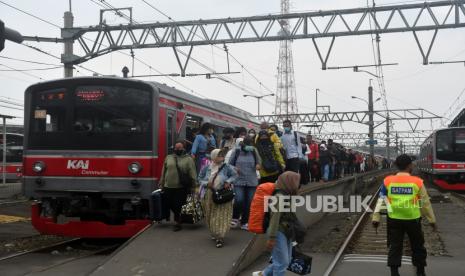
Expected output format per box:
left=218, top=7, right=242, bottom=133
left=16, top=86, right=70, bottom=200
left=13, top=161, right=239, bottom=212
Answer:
left=231, top=148, right=257, bottom=166
left=258, top=144, right=280, bottom=173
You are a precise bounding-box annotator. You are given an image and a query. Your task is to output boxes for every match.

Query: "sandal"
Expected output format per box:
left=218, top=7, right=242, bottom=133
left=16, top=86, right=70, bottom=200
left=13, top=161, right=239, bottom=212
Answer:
left=215, top=239, right=224, bottom=248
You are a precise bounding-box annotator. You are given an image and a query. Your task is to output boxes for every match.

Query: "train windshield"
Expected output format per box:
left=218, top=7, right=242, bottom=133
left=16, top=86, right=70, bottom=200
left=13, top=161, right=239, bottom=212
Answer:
left=29, top=85, right=152, bottom=150
left=436, top=129, right=465, bottom=161
left=0, top=134, right=23, bottom=162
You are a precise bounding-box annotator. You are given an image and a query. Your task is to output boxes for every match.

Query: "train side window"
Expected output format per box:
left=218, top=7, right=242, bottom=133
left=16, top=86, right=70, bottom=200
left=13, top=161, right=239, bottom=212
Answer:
left=185, top=114, right=202, bottom=152
left=166, top=110, right=176, bottom=154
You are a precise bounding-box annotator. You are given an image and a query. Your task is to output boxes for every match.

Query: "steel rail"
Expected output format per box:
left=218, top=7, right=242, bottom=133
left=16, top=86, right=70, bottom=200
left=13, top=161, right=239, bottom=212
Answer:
left=322, top=184, right=382, bottom=276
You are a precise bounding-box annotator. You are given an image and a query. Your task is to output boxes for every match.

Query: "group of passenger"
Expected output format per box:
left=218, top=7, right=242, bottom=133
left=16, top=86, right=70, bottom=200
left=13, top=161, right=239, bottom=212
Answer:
left=158, top=120, right=382, bottom=249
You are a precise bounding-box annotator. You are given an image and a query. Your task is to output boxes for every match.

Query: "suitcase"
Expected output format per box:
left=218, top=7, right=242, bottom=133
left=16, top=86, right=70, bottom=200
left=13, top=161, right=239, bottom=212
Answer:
left=151, top=189, right=170, bottom=222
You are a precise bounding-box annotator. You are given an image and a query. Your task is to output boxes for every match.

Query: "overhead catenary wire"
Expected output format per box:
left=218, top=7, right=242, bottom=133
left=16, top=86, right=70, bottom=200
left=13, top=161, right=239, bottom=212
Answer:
left=83, top=0, right=208, bottom=97
left=0, top=56, right=63, bottom=67
left=0, top=99, right=23, bottom=107
left=96, top=0, right=269, bottom=102
left=138, top=0, right=276, bottom=106
left=0, top=65, right=63, bottom=72
left=0, top=63, right=43, bottom=80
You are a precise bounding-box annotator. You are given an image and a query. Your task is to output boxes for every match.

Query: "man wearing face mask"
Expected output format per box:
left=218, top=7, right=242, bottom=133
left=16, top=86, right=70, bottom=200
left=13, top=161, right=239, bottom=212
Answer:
left=159, top=141, right=198, bottom=232
left=281, top=119, right=305, bottom=173
left=229, top=137, right=262, bottom=230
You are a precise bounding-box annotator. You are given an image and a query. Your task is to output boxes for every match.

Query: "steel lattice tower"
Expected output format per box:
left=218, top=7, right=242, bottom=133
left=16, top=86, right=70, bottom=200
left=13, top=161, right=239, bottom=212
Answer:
left=275, top=0, right=298, bottom=117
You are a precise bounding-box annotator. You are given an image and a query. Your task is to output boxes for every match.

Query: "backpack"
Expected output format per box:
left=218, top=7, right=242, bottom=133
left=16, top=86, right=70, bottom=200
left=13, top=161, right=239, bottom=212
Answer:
left=257, top=143, right=280, bottom=173
left=231, top=148, right=257, bottom=166
left=248, top=182, right=276, bottom=234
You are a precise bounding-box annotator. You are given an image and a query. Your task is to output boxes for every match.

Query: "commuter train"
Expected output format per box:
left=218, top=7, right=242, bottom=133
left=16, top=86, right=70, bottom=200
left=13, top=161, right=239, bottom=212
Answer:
left=417, top=127, right=465, bottom=190
left=23, top=77, right=259, bottom=238
left=0, top=133, right=23, bottom=182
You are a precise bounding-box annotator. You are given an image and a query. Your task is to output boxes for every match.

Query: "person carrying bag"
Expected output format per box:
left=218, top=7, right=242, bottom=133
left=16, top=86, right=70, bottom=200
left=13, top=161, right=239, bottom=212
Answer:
left=198, top=149, right=238, bottom=248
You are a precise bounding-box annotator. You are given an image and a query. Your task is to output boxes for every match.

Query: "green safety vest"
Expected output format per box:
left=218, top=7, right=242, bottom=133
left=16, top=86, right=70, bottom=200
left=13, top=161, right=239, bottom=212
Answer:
left=384, top=175, right=422, bottom=220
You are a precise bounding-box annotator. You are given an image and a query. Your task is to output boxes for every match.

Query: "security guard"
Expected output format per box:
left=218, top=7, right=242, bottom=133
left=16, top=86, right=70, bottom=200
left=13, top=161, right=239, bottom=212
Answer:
left=372, top=154, right=436, bottom=276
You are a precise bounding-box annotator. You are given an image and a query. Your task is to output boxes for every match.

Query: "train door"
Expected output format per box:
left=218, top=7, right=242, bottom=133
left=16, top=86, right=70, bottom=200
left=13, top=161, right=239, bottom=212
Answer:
left=166, top=109, right=176, bottom=155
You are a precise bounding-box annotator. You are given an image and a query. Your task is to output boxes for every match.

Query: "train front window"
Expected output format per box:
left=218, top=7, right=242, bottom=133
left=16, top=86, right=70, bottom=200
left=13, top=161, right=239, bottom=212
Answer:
left=436, top=129, right=465, bottom=161
left=72, top=86, right=152, bottom=150
left=28, top=89, right=67, bottom=149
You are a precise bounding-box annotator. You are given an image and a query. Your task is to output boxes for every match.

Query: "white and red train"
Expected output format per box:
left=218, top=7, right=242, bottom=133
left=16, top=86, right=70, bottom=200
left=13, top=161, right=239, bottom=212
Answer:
left=0, top=133, right=23, bottom=182
left=23, top=77, right=258, bottom=238
left=418, top=127, right=465, bottom=191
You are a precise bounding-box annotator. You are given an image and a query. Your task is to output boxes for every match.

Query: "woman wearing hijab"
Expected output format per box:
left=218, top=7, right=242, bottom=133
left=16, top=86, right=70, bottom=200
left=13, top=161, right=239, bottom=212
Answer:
left=198, top=149, right=238, bottom=248
left=248, top=129, right=257, bottom=140
left=229, top=137, right=262, bottom=230
left=253, top=171, right=301, bottom=276
left=255, top=130, right=285, bottom=183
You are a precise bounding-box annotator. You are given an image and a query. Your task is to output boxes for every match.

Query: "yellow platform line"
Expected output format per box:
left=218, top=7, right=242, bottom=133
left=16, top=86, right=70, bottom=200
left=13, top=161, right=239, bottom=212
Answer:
left=0, top=214, right=30, bottom=223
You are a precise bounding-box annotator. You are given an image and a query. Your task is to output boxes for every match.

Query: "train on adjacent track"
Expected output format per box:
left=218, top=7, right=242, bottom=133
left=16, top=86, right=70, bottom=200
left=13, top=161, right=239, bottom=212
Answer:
left=0, top=133, right=23, bottom=182
left=418, top=127, right=465, bottom=191
left=23, top=77, right=259, bottom=238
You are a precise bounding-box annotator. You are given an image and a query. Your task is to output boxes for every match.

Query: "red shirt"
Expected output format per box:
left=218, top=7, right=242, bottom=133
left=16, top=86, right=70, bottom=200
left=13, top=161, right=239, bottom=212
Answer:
left=308, top=142, right=319, bottom=160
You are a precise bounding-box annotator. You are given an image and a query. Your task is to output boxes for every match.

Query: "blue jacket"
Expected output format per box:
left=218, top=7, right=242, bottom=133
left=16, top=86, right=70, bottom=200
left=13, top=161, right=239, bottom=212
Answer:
left=191, top=134, right=216, bottom=155
left=198, top=163, right=238, bottom=191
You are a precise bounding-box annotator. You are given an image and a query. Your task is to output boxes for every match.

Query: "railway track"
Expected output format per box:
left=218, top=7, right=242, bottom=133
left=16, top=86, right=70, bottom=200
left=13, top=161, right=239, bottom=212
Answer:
left=322, top=185, right=412, bottom=276
left=0, top=237, right=125, bottom=275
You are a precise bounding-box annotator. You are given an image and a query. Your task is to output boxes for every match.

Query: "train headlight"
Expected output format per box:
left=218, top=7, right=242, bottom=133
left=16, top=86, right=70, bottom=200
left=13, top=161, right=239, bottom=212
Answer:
left=32, top=161, right=46, bottom=173
left=128, top=162, right=142, bottom=174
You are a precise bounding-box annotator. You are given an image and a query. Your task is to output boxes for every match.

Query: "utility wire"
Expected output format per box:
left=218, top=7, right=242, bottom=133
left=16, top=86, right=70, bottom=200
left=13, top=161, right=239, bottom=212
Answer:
left=0, top=0, right=62, bottom=28
left=138, top=0, right=276, bottom=105
left=0, top=104, right=23, bottom=111
left=96, top=0, right=266, bottom=101
left=0, top=65, right=62, bottom=72
left=0, top=1, right=104, bottom=76
left=0, top=63, right=43, bottom=80
left=0, top=56, right=62, bottom=66
left=0, top=96, right=22, bottom=103
left=0, top=99, right=23, bottom=107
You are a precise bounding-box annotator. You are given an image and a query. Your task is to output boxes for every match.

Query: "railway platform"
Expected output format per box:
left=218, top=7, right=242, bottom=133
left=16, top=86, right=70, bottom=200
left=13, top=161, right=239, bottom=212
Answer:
left=89, top=171, right=390, bottom=276
left=90, top=223, right=253, bottom=276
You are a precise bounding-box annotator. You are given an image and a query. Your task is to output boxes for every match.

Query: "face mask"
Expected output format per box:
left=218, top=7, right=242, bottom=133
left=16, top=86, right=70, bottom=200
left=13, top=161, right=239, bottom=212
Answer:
left=284, top=127, right=291, bottom=133
left=174, top=149, right=185, bottom=156
left=249, top=133, right=255, bottom=137
left=244, top=145, right=254, bottom=152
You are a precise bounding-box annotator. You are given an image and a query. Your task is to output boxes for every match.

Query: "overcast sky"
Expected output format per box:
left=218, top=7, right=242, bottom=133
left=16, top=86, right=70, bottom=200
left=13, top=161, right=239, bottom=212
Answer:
left=1, top=0, right=465, bottom=140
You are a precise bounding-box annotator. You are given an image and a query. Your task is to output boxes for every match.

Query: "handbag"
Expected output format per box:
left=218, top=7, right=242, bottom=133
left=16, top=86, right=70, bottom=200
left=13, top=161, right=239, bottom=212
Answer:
left=211, top=187, right=235, bottom=204
left=210, top=164, right=235, bottom=204
left=174, top=156, right=193, bottom=190
left=269, top=246, right=312, bottom=275
left=180, top=194, right=204, bottom=224
left=288, top=247, right=312, bottom=275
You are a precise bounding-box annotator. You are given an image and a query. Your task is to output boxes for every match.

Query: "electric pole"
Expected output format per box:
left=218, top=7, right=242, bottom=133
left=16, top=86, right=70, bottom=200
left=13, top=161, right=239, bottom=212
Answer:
left=368, top=83, right=375, bottom=158
left=63, top=10, right=74, bottom=77
left=386, top=116, right=390, bottom=160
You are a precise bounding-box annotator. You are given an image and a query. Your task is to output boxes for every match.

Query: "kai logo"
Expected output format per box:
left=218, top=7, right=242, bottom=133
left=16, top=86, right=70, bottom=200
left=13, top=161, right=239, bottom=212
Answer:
left=67, top=160, right=89, bottom=170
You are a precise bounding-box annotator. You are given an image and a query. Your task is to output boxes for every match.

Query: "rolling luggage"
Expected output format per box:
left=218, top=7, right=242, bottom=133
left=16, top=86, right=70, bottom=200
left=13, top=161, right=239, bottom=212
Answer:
left=151, top=189, right=170, bottom=222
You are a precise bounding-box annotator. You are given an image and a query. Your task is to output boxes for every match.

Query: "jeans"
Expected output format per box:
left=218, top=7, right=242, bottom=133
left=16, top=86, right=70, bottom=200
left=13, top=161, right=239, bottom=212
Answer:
left=329, top=164, right=336, bottom=180
left=321, top=163, right=330, bottom=181
left=232, top=186, right=257, bottom=224
left=263, top=231, right=293, bottom=276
